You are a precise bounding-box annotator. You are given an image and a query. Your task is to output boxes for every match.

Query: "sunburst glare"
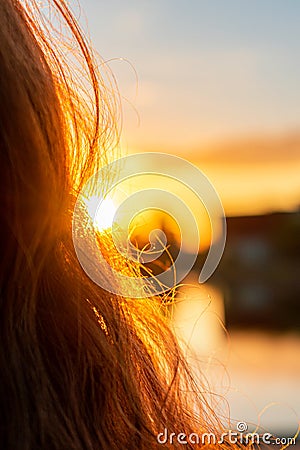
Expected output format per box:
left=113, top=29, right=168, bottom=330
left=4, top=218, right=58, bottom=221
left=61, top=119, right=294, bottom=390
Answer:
left=86, top=196, right=117, bottom=231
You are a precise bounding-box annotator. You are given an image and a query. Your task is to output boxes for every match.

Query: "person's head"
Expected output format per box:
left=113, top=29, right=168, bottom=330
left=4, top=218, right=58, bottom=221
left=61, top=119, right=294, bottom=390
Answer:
left=0, top=1, right=238, bottom=449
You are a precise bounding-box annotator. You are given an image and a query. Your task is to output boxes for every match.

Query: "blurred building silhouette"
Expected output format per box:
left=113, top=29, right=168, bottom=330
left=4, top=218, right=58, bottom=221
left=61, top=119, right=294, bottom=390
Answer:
left=132, top=209, right=300, bottom=331
left=207, top=210, right=300, bottom=331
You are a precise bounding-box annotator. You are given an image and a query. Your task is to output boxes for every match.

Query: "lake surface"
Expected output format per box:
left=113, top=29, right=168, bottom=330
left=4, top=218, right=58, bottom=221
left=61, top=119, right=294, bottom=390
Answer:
left=173, top=284, right=300, bottom=437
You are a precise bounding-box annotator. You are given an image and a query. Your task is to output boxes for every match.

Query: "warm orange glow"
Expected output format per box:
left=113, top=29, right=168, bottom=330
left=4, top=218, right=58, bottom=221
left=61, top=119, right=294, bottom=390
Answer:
left=124, top=131, right=300, bottom=218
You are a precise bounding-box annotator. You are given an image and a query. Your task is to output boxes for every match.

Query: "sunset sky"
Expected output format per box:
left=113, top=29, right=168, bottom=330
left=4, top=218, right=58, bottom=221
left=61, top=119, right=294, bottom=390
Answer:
left=78, top=4, right=300, bottom=424
left=80, top=0, right=300, bottom=216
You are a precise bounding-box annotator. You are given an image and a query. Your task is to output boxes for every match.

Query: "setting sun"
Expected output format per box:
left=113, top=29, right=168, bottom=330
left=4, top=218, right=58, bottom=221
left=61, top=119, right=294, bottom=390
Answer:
left=86, top=196, right=117, bottom=231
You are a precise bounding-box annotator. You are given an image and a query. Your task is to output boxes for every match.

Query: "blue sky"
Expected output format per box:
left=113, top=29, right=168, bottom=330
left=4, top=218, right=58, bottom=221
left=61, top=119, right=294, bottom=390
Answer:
left=78, top=0, right=300, bottom=150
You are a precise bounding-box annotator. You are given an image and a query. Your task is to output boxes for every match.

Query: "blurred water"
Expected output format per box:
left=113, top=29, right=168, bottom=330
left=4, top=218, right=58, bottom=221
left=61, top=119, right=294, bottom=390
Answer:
left=173, top=283, right=300, bottom=437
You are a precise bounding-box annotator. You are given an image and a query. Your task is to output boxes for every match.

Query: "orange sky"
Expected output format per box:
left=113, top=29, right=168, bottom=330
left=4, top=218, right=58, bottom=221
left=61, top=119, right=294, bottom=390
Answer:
left=80, top=0, right=300, bottom=233
left=121, top=131, right=300, bottom=218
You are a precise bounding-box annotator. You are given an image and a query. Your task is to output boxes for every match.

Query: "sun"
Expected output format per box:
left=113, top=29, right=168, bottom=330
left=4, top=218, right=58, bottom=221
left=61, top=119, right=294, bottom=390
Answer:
left=85, top=196, right=117, bottom=231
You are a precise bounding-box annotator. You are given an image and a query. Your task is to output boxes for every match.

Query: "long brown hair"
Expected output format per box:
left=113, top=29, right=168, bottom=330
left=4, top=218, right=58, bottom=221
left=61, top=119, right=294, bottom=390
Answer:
left=0, top=1, right=233, bottom=448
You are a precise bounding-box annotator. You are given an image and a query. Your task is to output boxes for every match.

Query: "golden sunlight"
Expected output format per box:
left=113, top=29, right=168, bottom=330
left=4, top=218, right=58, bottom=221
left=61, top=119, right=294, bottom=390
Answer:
left=86, top=196, right=117, bottom=231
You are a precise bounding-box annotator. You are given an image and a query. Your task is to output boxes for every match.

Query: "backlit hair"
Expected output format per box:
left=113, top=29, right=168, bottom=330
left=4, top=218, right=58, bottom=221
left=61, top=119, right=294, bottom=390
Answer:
left=0, top=1, right=238, bottom=448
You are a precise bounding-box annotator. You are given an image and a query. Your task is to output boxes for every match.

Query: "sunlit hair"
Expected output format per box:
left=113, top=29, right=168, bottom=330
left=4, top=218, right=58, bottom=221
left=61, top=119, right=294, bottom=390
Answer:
left=0, top=1, right=238, bottom=449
